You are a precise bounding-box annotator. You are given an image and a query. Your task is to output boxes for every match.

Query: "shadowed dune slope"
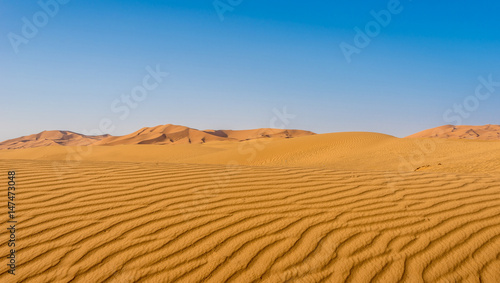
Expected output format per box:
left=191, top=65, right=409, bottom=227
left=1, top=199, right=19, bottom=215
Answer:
left=406, top=124, right=500, bottom=140
left=0, top=160, right=499, bottom=282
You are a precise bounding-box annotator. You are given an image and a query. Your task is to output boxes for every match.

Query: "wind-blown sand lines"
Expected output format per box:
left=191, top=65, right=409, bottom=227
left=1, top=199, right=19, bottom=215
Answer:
left=0, top=159, right=499, bottom=282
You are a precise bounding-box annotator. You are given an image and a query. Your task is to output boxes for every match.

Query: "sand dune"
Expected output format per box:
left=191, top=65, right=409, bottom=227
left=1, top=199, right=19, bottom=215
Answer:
left=93, top=124, right=315, bottom=146
left=0, top=125, right=315, bottom=150
left=1, top=131, right=499, bottom=282
left=5, top=124, right=497, bottom=151
left=0, top=131, right=109, bottom=150
left=2, top=132, right=500, bottom=174
left=407, top=124, right=500, bottom=140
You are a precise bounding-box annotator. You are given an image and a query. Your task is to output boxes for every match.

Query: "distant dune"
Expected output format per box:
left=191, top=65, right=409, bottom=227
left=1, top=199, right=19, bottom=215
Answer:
left=93, top=124, right=315, bottom=146
left=0, top=131, right=109, bottom=150
left=406, top=124, right=500, bottom=140
left=3, top=124, right=498, bottom=151
left=0, top=124, right=315, bottom=150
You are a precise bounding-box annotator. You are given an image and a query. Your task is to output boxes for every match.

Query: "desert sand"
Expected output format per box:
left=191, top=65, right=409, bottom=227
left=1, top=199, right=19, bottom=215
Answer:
left=407, top=124, right=500, bottom=140
left=1, top=129, right=499, bottom=282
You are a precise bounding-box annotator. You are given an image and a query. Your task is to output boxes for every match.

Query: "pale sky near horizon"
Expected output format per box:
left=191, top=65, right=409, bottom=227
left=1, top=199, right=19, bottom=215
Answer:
left=1, top=0, right=500, bottom=141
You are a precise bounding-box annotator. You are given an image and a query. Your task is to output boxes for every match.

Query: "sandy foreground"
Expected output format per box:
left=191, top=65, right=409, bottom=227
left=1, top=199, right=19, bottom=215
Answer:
left=0, top=133, right=499, bottom=282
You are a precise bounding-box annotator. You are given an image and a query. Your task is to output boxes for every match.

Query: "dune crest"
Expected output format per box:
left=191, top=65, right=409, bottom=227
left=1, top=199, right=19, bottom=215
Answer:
left=93, top=124, right=315, bottom=145
left=0, top=124, right=315, bottom=150
left=406, top=124, right=500, bottom=140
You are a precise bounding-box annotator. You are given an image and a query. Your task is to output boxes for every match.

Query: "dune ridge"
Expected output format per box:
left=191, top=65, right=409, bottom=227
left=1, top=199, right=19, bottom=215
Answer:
left=3, top=124, right=498, bottom=151
left=406, top=124, right=500, bottom=140
left=93, top=124, right=315, bottom=146
left=0, top=124, right=315, bottom=150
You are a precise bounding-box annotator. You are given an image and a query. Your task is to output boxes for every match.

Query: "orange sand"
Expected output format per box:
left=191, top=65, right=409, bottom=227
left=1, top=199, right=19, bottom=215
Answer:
left=0, top=131, right=499, bottom=282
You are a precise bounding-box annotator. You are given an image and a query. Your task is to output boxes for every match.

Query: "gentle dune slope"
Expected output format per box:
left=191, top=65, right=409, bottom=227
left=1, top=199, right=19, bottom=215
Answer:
left=0, top=160, right=499, bottom=282
left=2, top=132, right=500, bottom=174
left=0, top=131, right=109, bottom=150
left=407, top=124, right=500, bottom=140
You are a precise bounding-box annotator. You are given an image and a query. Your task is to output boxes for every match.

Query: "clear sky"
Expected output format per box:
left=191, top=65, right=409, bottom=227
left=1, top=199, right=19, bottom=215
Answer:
left=1, top=0, right=500, bottom=141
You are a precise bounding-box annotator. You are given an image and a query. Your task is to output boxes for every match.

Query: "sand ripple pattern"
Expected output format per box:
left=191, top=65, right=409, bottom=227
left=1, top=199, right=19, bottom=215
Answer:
left=0, top=160, right=499, bottom=283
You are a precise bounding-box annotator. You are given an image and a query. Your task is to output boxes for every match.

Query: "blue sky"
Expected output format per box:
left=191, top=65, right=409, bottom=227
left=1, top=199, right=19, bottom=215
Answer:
left=1, top=0, right=500, bottom=141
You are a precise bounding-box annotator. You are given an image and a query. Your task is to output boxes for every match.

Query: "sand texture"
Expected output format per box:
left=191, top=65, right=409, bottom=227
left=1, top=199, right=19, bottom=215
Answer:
left=0, top=131, right=499, bottom=282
